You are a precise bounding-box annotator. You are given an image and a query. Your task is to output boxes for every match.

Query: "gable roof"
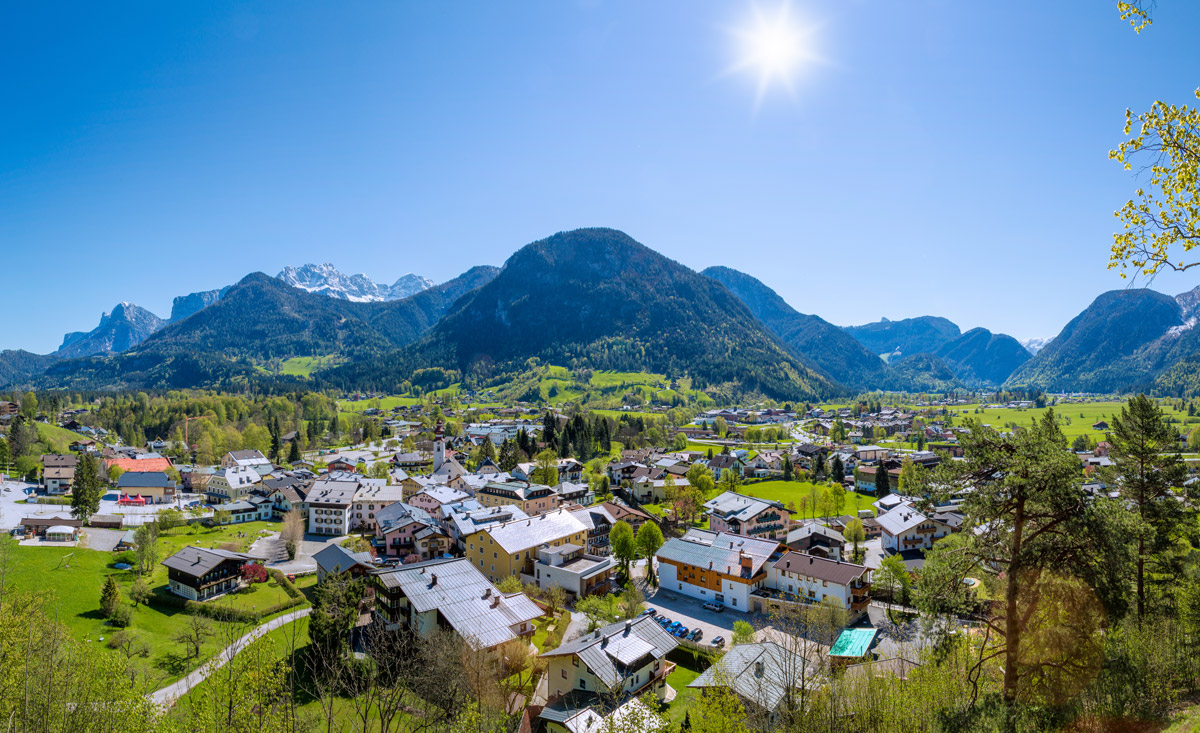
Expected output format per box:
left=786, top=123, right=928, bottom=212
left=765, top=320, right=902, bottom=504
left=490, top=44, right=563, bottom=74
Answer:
left=161, top=546, right=254, bottom=577
left=655, top=531, right=781, bottom=578
left=688, top=641, right=814, bottom=712
left=480, top=508, right=586, bottom=554
left=773, top=551, right=869, bottom=586
left=372, top=557, right=541, bottom=649
left=541, top=615, right=677, bottom=687
left=704, top=491, right=785, bottom=522
left=314, top=543, right=372, bottom=575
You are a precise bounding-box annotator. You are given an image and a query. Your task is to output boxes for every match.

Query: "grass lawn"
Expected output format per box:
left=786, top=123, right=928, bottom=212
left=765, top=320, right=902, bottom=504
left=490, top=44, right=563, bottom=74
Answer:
left=945, top=399, right=1195, bottom=441
left=1166, top=705, right=1200, bottom=732
left=157, top=520, right=277, bottom=557
left=4, top=544, right=279, bottom=684
left=36, top=422, right=90, bottom=453
left=740, top=480, right=876, bottom=518
left=662, top=647, right=715, bottom=725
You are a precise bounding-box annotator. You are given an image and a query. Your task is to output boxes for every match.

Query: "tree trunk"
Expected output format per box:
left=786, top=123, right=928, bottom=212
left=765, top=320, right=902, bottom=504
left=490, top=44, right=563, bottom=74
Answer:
left=1003, top=503, right=1025, bottom=706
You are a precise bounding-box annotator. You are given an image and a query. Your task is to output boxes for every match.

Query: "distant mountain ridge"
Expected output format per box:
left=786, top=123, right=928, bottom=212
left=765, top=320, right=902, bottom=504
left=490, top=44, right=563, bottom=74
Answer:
left=331, top=229, right=839, bottom=401
left=170, top=287, right=230, bottom=322
left=277, top=262, right=434, bottom=302
left=1006, top=286, right=1200, bottom=394
left=700, top=266, right=894, bottom=391
left=934, top=328, right=1031, bottom=386
left=843, top=316, right=962, bottom=358
left=56, top=302, right=167, bottom=359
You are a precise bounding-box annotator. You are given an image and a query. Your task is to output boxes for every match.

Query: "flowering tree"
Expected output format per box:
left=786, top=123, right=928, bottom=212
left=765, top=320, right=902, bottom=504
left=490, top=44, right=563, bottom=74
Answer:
left=240, top=562, right=269, bottom=584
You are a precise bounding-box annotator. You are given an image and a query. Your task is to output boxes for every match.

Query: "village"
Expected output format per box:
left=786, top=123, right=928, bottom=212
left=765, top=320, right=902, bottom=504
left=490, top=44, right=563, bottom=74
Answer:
left=0, top=389, right=1144, bottom=732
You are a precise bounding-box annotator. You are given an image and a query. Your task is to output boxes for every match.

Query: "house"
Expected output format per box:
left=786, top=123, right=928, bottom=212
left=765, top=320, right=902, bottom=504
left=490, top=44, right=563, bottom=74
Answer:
left=349, top=483, right=406, bottom=532
left=531, top=543, right=618, bottom=600
left=855, top=445, right=888, bottom=462
left=763, top=551, right=872, bottom=620
left=570, top=505, right=616, bottom=556
left=630, top=477, right=690, bottom=504
left=326, top=457, right=357, bottom=473
left=599, top=501, right=653, bottom=534
left=210, top=499, right=272, bottom=524
left=69, top=439, right=98, bottom=453
left=375, top=502, right=451, bottom=560
left=0, top=401, right=18, bottom=417
left=116, top=471, right=178, bottom=505
left=875, top=501, right=954, bottom=552
left=707, top=454, right=743, bottom=480
left=475, top=480, right=562, bottom=516
left=1092, top=421, right=1109, bottom=431
left=704, top=491, right=789, bottom=541
left=408, top=485, right=472, bottom=518
left=445, top=502, right=530, bottom=552
left=688, top=642, right=815, bottom=719
left=18, top=516, right=83, bottom=538
left=554, top=481, right=594, bottom=506
left=263, top=475, right=311, bottom=519
left=162, top=546, right=257, bottom=601
left=538, top=697, right=665, bottom=733
left=314, top=544, right=374, bottom=582
left=513, top=459, right=584, bottom=483
left=221, top=449, right=273, bottom=472
left=655, top=530, right=783, bottom=612
left=785, top=523, right=846, bottom=560
left=43, top=466, right=75, bottom=495
left=371, top=557, right=543, bottom=649
left=465, top=508, right=588, bottom=584
left=206, top=466, right=261, bottom=503
left=540, top=615, right=677, bottom=703
left=307, top=479, right=358, bottom=536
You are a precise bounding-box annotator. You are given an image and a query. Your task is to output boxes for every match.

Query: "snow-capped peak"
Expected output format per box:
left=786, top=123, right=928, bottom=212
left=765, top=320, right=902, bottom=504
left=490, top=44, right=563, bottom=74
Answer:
left=276, top=263, right=435, bottom=302
left=1020, top=337, right=1051, bottom=355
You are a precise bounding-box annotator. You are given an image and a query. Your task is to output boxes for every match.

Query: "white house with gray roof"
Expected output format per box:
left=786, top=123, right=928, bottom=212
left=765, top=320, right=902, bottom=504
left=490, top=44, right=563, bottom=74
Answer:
left=703, top=491, right=789, bottom=540
left=688, top=641, right=816, bottom=718
left=540, top=614, right=678, bottom=704
left=655, top=530, right=783, bottom=612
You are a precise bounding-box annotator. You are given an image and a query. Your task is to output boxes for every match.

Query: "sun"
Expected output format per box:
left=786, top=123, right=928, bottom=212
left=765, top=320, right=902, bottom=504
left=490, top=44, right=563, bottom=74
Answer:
left=728, top=2, right=821, bottom=109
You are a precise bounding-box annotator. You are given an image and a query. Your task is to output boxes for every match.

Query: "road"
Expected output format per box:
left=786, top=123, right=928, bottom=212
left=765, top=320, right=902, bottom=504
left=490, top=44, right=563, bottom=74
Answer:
left=150, top=608, right=311, bottom=708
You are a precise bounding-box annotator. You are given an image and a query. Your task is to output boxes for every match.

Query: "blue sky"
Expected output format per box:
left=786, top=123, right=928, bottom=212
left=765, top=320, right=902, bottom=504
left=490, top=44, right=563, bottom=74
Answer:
left=3, top=1, right=1199, bottom=354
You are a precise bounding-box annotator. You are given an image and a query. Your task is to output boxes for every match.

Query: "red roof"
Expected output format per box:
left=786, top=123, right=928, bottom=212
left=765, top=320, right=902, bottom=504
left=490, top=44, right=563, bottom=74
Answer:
left=105, top=456, right=174, bottom=473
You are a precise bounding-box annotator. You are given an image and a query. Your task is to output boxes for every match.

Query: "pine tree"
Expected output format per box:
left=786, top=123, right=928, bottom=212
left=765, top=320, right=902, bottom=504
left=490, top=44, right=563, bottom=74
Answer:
left=71, top=455, right=103, bottom=523
left=1105, top=394, right=1189, bottom=619
left=100, top=576, right=121, bottom=618
left=874, top=462, right=891, bottom=496
left=287, top=439, right=301, bottom=464
left=831, top=455, right=844, bottom=482
left=782, top=455, right=793, bottom=481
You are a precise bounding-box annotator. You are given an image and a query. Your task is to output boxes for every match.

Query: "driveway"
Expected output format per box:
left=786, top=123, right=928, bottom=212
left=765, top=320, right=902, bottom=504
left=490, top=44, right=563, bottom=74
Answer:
left=83, top=527, right=127, bottom=551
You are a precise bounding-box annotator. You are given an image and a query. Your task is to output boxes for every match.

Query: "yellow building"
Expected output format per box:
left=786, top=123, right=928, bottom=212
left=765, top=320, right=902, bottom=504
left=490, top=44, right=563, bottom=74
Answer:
left=466, top=508, right=587, bottom=583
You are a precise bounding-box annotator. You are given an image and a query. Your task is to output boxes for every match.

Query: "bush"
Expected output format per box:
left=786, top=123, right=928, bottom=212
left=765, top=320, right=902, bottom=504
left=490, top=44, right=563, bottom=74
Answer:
left=108, top=605, right=133, bottom=628
left=113, top=551, right=137, bottom=566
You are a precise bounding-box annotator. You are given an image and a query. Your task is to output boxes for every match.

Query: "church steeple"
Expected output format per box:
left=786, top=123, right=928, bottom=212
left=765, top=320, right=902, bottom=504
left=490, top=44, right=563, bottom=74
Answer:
left=434, top=419, right=445, bottom=472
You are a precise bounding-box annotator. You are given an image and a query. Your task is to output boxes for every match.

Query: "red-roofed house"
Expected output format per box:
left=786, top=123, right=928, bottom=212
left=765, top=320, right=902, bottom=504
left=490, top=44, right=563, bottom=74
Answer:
left=105, top=456, right=174, bottom=474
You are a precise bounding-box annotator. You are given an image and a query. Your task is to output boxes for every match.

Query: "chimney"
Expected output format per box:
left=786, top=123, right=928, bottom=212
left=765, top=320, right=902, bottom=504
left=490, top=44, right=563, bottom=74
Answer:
left=624, top=619, right=632, bottom=635
left=484, top=587, right=492, bottom=598
left=430, top=573, right=438, bottom=586
left=755, top=661, right=765, bottom=677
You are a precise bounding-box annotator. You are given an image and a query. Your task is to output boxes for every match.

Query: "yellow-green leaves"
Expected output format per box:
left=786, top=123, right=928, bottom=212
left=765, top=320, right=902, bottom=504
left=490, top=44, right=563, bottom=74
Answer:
left=1117, top=1, right=1153, bottom=34
left=1109, top=89, right=1200, bottom=278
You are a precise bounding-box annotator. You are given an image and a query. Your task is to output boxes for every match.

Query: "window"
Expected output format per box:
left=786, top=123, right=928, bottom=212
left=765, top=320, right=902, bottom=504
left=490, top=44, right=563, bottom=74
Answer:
left=561, top=669, right=567, bottom=679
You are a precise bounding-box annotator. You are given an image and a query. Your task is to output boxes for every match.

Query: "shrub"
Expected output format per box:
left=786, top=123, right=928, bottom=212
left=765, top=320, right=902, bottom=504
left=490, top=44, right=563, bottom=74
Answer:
left=113, top=551, right=137, bottom=566
left=240, top=562, right=269, bottom=584
left=108, top=605, right=133, bottom=628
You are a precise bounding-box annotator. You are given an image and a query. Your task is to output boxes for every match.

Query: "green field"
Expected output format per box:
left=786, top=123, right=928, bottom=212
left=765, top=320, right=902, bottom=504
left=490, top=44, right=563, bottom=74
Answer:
left=740, top=480, right=876, bottom=519
left=948, top=399, right=1196, bottom=440
left=36, top=422, right=89, bottom=453
left=3, top=520, right=307, bottom=685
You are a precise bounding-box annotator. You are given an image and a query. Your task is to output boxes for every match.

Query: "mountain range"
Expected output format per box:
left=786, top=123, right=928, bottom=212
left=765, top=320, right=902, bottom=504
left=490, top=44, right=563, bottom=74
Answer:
left=277, top=263, right=434, bottom=302
left=4, top=228, right=1200, bottom=399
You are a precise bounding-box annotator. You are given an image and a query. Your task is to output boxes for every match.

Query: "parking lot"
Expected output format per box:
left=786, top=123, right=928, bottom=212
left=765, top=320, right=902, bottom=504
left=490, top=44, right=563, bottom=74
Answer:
left=643, top=586, right=746, bottom=649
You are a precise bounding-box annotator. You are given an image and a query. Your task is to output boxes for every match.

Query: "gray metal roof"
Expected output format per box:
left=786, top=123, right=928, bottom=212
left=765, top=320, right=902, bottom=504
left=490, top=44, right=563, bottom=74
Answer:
left=655, top=531, right=780, bottom=578
left=161, top=546, right=254, bottom=577
left=689, top=641, right=815, bottom=712
left=483, top=508, right=585, bottom=554
left=372, top=558, right=541, bottom=649
left=704, top=490, right=785, bottom=522
left=541, top=615, right=677, bottom=687
left=314, top=544, right=372, bottom=575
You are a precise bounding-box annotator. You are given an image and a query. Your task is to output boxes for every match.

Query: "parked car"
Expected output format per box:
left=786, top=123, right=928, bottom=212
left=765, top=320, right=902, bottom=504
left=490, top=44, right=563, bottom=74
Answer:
left=711, top=636, right=726, bottom=648
left=689, top=628, right=704, bottom=641
left=673, top=626, right=689, bottom=638
left=658, top=616, right=671, bottom=627
left=644, top=607, right=656, bottom=616
left=703, top=602, right=724, bottom=612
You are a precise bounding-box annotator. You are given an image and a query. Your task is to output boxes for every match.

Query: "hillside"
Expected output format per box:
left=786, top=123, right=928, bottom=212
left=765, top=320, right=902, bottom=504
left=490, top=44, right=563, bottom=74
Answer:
left=1005, top=289, right=1185, bottom=393
left=934, top=328, right=1031, bottom=386
left=40, top=266, right=499, bottom=390
left=56, top=303, right=167, bottom=359
left=844, top=316, right=962, bottom=358
left=333, top=229, right=840, bottom=401
left=889, top=353, right=963, bottom=392
left=0, top=350, right=60, bottom=388
left=700, top=266, right=894, bottom=391
left=170, top=287, right=229, bottom=322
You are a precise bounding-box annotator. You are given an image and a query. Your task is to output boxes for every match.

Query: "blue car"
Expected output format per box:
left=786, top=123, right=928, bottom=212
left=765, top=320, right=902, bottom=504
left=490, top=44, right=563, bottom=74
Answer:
left=674, top=626, right=690, bottom=638
left=645, top=607, right=656, bottom=616
left=667, top=622, right=681, bottom=633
